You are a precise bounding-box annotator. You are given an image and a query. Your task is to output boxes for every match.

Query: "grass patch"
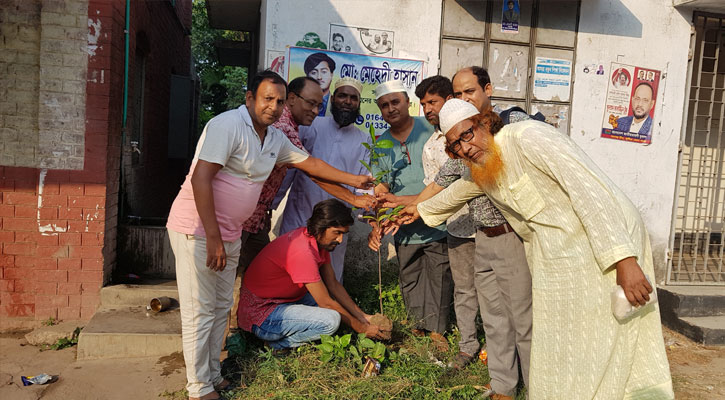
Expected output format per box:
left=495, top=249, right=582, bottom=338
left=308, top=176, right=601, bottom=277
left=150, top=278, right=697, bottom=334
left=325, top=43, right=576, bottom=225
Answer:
left=212, top=249, right=526, bottom=399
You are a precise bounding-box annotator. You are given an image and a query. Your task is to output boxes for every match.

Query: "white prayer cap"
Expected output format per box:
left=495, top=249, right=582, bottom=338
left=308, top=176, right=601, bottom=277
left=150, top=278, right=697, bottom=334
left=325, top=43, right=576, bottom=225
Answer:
left=439, top=99, right=480, bottom=135
left=374, top=80, right=406, bottom=100
left=334, top=77, right=363, bottom=94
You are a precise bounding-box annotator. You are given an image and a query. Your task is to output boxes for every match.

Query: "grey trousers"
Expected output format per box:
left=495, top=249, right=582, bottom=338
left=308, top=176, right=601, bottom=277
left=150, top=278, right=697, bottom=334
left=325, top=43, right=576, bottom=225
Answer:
left=395, top=238, right=452, bottom=334
left=471, top=230, right=533, bottom=396
left=447, top=234, right=480, bottom=356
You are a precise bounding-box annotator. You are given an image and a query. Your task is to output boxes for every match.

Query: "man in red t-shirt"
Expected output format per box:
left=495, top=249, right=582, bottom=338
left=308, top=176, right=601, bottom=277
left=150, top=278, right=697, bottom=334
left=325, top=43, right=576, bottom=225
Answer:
left=237, top=199, right=386, bottom=349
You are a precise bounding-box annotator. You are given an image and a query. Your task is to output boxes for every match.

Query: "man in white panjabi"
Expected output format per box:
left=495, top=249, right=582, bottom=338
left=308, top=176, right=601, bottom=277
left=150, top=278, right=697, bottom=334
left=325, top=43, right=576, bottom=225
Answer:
left=401, top=99, right=673, bottom=399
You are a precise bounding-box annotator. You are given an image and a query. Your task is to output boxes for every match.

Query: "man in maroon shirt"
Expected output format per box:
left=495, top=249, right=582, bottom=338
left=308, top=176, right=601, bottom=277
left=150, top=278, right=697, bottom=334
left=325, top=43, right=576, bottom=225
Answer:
left=238, top=199, right=386, bottom=349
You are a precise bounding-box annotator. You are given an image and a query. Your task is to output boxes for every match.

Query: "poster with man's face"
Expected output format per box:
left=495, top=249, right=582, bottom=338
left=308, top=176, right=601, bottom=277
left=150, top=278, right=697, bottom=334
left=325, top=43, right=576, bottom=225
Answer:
left=329, top=24, right=394, bottom=56
left=601, top=62, right=660, bottom=144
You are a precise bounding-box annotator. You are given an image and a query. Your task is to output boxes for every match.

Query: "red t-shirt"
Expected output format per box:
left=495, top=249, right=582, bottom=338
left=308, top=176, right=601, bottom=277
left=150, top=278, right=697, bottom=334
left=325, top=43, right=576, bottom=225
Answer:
left=237, top=227, right=330, bottom=331
left=245, top=226, right=329, bottom=299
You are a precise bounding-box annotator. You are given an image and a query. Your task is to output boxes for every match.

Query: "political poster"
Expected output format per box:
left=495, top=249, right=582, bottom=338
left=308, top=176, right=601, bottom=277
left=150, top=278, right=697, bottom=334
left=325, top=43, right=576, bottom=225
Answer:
left=501, top=0, right=520, bottom=33
left=287, top=46, right=425, bottom=136
left=601, top=62, right=660, bottom=144
left=329, top=24, right=394, bottom=56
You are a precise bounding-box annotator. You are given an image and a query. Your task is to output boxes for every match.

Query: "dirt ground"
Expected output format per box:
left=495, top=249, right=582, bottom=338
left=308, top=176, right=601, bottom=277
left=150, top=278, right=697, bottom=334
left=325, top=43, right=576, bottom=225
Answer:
left=0, top=327, right=722, bottom=399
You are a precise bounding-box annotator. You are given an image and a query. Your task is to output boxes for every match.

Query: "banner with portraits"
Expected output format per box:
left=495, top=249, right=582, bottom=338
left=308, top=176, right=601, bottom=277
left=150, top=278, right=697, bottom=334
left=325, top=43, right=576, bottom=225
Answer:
left=287, top=46, right=425, bottom=136
left=601, top=62, right=661, bottom=144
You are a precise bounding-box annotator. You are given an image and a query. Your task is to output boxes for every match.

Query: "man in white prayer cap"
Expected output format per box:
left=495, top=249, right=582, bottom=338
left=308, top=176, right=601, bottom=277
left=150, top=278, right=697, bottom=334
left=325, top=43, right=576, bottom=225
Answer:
left=276, top=77, right=375, bottom=282
left=398, top=99, right=674, bottom=400
left=369, top=80, right=453, bottom=342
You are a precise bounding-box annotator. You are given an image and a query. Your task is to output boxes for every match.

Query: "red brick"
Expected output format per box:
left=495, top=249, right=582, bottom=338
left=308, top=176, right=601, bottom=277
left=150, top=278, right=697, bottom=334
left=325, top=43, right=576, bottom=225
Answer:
left=0, top=179, right=14, bottom=191
left=81, top=233, right=104, bottom=246
left=13, top=279, right=31, bottom=292
left=58, top=306, right=80, bottom=320
left=34, top=258, right=59, bottom=270
left=15, top=232, right=58, bottom=246
left=14, top=256, right=36, bottom=267
left=0, top=279, right=14, bottom=292
left=4, top=242, right=35, bottom=256
left=41, top=195, right=68, bottom=207
left=14, top=205, right=36, bottom=218
left=36, top=246, right=68, bottom=258
left=81, top=258, right=103, bottom=270
left=59, top=234, right=81, bottom=248
left=13, top=181, right=37, bottom=193
left=81, top=306, right=97, bottom=319
left=68, top=294, right=81, bottom=307
left=68, top=270, right=101, bottom=283
left=58, top=208, right=83, bottom=220
left=3, top=304, right=35, bottom=317
left=58, top=258, right=81, bottom=270
left=42, top=182, right=60, bottom=195
left=2, top=292, right=35, bottom=304
left=84, top=184, right=106, bottom=196
left=35, top=270, right=67, bottom=283
left=37, top=220, right=69, bottom=233
left=35, top=307, right=58, bottom=320
left=83, top=208, right=106, bottom=221
left=66, top=220, right=104, bottom=233
left=3, top=167, right=37, bottom=182
left=68, top=196, right=105, bottom=209
left=0, top=255, right=14, bottom=267
left=33, top=281, right=58, bottom=295
left=58, top=282, right=81, bottom=295
left=36, top=294, right=68, bottom=308
left=3, top=218, right=37, bottom=231
left=81, top=294, right=100, bottom=307
left=0, top=205, right=14, bottom=217
left=4, top=192, right=37, bottom=205
left=0, top=231, right=14, bottom=243
left=81, top=282, right=102, bottom=293
left=3, top=268, right=23, bottom=280
left=59, top=183, right=84, bottom=196
left=38, top=207, right=58, bottom=220
left=45, top=170, right=69, bottom=183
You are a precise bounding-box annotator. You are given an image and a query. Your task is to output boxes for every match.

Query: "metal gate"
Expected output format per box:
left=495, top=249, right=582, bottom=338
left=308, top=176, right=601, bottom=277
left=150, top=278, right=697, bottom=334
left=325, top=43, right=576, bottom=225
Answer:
left=668, top=13, right=725, bottom=285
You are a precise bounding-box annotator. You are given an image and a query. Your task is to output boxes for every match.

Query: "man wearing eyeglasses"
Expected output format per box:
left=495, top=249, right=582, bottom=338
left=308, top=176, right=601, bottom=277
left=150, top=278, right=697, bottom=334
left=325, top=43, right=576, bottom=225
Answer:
left=276, top=77, right=375, bottom=282
left=369, top=80, right=452, bottom=339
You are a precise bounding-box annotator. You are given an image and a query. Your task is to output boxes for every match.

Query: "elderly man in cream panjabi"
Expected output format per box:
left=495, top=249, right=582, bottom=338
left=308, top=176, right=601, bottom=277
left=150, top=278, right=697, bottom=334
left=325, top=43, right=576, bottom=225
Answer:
left=398, top=99, right=673, bottom=399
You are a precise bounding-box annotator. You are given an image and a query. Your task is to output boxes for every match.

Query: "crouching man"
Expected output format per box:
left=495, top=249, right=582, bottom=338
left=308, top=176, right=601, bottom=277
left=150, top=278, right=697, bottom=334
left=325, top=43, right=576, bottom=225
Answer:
left=237, top=199, right=387, bottom=349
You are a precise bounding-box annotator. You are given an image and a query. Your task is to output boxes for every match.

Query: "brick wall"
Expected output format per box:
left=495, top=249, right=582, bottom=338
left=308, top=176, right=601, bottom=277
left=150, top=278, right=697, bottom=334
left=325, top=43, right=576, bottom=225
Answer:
left=0, top=0, right=192, bottom=328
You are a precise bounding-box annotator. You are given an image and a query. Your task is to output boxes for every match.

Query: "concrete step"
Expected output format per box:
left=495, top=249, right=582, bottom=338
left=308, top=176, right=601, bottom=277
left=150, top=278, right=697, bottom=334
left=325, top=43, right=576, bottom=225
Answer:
left=100, top=280, right=178, bottom=308
left=77, top=306, right=181, bottom=360
left=657, top=286, right=725, bottom=318
left=676, top=316, right=725, bottom=346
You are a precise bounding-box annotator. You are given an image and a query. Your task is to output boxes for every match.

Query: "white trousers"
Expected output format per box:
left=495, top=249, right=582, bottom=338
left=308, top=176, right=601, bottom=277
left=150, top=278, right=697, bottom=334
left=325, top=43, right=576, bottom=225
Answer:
left=168, top=229, right=241, bottom=398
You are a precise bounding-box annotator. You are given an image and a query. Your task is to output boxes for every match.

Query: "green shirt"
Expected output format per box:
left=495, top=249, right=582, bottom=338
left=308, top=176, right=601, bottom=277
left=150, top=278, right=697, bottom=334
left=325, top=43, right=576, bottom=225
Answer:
left=376, top=117, right=447, bottom=245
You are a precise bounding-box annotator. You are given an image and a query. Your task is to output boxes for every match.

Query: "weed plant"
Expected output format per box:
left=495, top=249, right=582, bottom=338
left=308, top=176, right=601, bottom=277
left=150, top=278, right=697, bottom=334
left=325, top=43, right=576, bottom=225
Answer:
left=208, top=259, right=527, bottom=400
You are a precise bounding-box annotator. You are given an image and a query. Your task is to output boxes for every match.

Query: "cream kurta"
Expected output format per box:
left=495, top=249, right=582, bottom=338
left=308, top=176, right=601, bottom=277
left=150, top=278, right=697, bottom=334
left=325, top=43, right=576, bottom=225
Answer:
left=418, top=120, right=673, bottom=399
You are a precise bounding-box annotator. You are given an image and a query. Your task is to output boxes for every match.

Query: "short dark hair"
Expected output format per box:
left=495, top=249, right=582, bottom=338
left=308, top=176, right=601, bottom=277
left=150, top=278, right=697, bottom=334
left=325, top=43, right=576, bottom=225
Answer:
left=453, top=66, right=491, bottom=91
left=306, top=199, right=354, bottom=237
left=332, top=33, right=344, bottom=42
left=248, top=70, right=287, bottom=97
left=304, top=53, right=336, bottom=75
left=287, top=76, right=319, bottom=98
left=633, top=82, right=654, bottom=97
left=415, top=75, right=453, bottom=100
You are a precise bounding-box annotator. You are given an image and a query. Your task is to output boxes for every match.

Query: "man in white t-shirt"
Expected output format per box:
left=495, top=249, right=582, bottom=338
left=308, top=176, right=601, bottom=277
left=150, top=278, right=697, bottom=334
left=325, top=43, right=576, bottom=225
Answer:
left=166, top=71, right=373, bottom=400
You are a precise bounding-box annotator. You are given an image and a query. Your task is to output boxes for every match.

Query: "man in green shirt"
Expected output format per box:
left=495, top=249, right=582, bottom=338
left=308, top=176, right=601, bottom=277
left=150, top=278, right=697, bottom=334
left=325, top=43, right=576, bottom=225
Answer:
left=368, top=80, right=452, bottom=336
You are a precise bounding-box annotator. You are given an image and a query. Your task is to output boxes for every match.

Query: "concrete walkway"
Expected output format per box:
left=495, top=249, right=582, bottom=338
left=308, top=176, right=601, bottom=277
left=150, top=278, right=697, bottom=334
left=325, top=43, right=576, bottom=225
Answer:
left=0, top=331, right=186, bottom=400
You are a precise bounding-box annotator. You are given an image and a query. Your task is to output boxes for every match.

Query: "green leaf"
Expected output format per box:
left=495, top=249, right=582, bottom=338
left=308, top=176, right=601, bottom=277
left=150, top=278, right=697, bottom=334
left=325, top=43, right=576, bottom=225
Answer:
left=369, top=124, right=376, bottom=143
left=317, top=343, right=334, bottom=353
left=393, top=205, right=406, bottom=213
left=362, top=216, right=376, bottom=220
left=349, top=345, right=359, bottom=359
left=359, top=160, right=372, bottom=173
left=340, top=334, right=352, bottom=348
left=377, top=208, right=389, bottom=213
left=362, top=142, right=372, bottom=150
left=361, top=338, right=375, bottom=349
left=320, top=352, right=334, bottom=363
left=320, top=334, right=333, bottom=344
left=376, top=139, right=394, bottom=149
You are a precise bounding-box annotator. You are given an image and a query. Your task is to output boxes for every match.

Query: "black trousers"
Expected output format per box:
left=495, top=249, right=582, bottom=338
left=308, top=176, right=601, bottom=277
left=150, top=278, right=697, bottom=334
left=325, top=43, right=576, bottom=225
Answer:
left=395, top=238, right=452, bottom=333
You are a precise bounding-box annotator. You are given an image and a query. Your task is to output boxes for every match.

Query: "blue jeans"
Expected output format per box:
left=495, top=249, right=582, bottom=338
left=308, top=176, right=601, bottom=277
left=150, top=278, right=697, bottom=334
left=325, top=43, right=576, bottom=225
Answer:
left=252, top=293, right=341, bottom=349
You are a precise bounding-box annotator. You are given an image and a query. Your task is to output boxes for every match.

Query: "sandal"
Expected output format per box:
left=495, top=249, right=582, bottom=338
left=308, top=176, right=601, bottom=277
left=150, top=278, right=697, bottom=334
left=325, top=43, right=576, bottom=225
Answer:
left=214, top=379, right=235, bottom=391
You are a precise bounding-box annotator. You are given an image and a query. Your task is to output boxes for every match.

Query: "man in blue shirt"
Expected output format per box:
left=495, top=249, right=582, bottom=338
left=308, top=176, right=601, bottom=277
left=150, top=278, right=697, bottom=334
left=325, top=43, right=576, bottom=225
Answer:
left=368, top=80, right=452, bottom=337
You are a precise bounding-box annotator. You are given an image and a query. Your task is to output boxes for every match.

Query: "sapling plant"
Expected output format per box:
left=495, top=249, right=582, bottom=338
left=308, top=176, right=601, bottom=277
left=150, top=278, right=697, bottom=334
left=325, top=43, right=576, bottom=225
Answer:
left=358, top=125, right=399, bottom=334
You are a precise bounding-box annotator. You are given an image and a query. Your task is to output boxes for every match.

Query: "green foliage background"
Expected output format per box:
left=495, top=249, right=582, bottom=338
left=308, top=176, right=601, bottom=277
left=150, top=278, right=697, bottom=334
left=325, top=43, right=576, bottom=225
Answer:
left=192, top=0, right=249, bottom=130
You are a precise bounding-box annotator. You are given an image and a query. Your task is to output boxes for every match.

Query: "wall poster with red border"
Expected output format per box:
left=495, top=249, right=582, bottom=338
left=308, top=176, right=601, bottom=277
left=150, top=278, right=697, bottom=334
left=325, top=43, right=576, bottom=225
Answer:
left=601, top=62, right=660, bottom=144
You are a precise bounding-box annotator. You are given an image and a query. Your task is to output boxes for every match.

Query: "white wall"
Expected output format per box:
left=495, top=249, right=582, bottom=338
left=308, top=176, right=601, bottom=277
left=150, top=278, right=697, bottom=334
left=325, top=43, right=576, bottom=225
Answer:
left=259, top=0, right=443, bottom=73
left=570, top=0, right=693, bottom=280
